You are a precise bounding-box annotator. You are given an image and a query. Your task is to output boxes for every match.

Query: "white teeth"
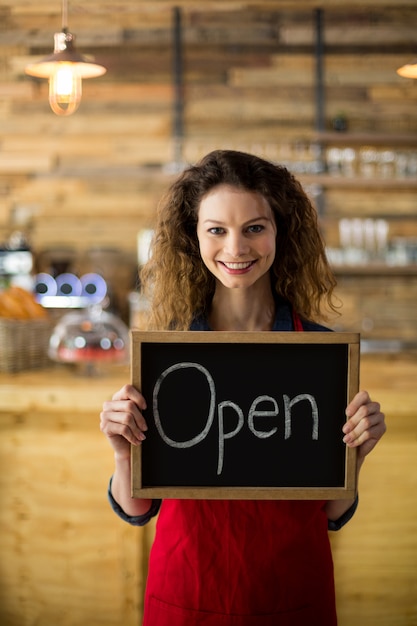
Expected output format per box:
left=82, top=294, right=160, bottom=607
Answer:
left=223, top=261, right=252, bottom=269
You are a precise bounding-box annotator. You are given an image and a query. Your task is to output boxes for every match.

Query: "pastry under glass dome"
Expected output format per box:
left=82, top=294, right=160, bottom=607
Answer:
left=48, top=305, right=129, bottom=374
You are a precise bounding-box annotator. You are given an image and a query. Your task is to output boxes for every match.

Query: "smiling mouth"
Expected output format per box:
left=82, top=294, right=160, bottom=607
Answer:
left=221, top=261, right=255, bottom=270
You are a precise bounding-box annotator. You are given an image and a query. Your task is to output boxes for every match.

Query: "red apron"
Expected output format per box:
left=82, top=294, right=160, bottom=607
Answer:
left=142, top=312, right=337, bottom=626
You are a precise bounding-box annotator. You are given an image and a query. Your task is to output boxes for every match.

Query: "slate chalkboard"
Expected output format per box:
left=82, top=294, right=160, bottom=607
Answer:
left=131, top=331, right=360, bottom=500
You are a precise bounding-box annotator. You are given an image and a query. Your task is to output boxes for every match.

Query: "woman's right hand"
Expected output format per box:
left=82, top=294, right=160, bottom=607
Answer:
left=100, top=384, right=148, bottom=458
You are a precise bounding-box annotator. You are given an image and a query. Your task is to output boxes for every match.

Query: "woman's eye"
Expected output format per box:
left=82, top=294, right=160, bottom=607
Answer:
left=208, top=227, right=224, bottom=235
left=247, top=224, right=264, bottom=234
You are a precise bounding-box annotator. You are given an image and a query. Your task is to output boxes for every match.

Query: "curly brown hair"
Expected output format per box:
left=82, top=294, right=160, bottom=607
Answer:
left=140, top=149, right=337, bottom=330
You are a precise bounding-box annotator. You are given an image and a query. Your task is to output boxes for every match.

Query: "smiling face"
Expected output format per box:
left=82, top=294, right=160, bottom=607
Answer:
left=196, top=184, right=277, bottom=291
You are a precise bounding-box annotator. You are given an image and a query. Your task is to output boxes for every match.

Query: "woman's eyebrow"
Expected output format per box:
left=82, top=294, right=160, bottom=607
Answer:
left=242, top=216, right=273, bottom=227
left=202, top=216, right=271, bottom=225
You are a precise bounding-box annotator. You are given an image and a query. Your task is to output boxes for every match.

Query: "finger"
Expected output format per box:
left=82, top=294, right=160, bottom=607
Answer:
left=356, top=422, right=387, bottom=459
left=102, top=398, right=148, bottom=432
left=345, top=390, right=371, bottom=419
left=101, top=414, right=145, bottom=446
left=343, top=412, right=385, bottom=446
left=344, top=421, right=387, bottom=458
left=111, top=384, right=147, bottom=410
left=343, top=404, right=381, bottom=437
left=100, top=408, right=147, bottom=444
left=344, top=399, right=381, bottom=434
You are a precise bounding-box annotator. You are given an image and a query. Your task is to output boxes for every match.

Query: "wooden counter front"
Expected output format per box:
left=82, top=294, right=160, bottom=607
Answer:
left=0, top=366, right=128, bottom=412
left=1, top=355, right=416, bottom=626
left=0, top=365, right=148, bottom=626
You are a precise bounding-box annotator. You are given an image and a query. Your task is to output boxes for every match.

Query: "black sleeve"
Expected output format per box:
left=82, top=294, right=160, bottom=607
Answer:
left=327, top=494, right=359, bottom=531
left=107, top=476, right=162, bottom=526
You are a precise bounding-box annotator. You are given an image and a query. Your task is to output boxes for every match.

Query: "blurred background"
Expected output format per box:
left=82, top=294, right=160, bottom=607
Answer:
left=0, top=1, right=416, bottom=625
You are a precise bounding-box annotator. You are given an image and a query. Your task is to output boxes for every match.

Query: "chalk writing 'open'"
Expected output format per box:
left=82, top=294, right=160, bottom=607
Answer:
left=152, top=362, right=319, bottom=475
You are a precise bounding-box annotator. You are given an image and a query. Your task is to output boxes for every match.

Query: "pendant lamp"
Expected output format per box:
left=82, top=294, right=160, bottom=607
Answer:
left=396, top=60, right=417, bottom=79
left=25, top=0, right=106, bottom=116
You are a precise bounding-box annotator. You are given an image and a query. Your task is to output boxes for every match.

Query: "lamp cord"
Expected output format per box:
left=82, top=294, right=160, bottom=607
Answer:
left=62, top=0, right=68, bottom=30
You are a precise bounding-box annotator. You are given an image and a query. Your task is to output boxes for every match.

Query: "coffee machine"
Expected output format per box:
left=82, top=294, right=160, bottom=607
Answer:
left=0, top=232, right=34, bottom=291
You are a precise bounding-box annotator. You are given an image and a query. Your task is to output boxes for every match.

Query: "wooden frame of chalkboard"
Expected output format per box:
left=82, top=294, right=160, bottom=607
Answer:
left=131, top=331, right=360, bottom=500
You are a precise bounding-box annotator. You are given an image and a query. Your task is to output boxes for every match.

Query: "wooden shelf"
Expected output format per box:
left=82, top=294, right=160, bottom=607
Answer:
left=312, top=132, right=417, bottom=146
left=300, top=174, right=417, bottom=189
left=332, top=264, right=417, bottom=276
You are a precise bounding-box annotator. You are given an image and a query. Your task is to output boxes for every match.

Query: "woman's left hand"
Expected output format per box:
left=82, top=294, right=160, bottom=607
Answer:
left=343, top=390, right=386, bottom=462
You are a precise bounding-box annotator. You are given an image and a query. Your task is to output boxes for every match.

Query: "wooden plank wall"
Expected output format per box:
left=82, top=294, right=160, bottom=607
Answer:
left=0, top=1, right=416, bottom=336
left=0, top=3, right=416, bottom=247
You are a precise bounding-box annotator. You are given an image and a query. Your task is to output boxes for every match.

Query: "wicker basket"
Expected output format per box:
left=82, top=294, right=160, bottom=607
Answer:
left=0, top=318, right=53, bottom=373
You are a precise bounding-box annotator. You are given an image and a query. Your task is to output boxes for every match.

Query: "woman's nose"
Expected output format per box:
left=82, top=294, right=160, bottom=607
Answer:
left=224, top=233, right=249, bottom=257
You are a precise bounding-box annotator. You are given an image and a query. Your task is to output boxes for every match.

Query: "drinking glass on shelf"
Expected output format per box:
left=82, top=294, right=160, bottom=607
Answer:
left=308, top=142, right=325, bottom=174
left=338, top=218, right=365, bottom=264
left=375, top=219, right=389, bottom=261
left=359, top=147, right=378, bottom=178
left=363, top=218, right=376, bottom=258
left=338, top=217, right=389, bottom=265
left=407, top=152, right=417, bottom=177
left=326, top=147, right=342, bottom=176
left=340, top=147, right=356, bottom=177
left=338, top=218, right=352, bottom=251
left=378, top=150, right=395, bottom=179
left=394, top=152, right=408, bottom=178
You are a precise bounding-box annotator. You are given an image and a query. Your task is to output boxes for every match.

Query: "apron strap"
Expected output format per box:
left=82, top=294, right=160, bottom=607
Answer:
left=292, top=308, right=304, bottom=332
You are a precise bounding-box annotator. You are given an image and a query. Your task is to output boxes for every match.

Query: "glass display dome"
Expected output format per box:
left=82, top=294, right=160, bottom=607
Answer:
left=48, top=305, right=129, bottom=373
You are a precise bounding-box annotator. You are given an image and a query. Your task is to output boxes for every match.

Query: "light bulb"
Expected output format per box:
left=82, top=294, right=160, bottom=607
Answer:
left=49, top=63, right=82, bottom=116
left=396, top=61, right=417, bottom=79
left=25, top=27, right=106, bottom=117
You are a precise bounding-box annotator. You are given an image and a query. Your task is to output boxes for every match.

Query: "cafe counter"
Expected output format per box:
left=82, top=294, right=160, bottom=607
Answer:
left=0, top=353, right=416, bottom=626
left=0, top=365, right=149, bottom=626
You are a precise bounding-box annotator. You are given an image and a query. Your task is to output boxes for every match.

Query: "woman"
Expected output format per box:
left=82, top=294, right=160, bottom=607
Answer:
left=100, top=150, right=386, bottom=626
